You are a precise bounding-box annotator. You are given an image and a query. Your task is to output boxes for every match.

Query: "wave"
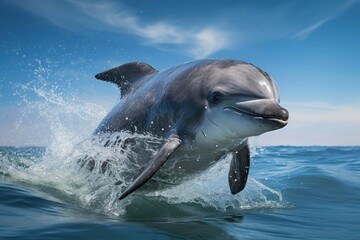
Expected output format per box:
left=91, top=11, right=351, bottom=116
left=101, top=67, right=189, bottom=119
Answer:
left=1, top=139, right=287, bottom=217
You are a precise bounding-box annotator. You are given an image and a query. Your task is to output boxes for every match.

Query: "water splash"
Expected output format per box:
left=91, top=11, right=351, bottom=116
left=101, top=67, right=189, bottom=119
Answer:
left=146, top=155, right=284, bottom=211
left=3, top=59, right=287, bottom=216
left=16, top=59, right=109, bottom=155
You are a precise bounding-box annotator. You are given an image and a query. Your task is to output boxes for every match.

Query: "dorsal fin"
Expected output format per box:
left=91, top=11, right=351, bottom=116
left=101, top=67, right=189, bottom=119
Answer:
left=95, top=62, right=157, bottom=95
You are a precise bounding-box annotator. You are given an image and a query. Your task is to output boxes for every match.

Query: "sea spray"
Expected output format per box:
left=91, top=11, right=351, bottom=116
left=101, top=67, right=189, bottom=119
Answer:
left=146, top=154, right=284, bottom=211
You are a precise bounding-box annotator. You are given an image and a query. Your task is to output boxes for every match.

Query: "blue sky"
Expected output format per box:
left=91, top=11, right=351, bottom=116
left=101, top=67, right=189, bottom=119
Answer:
left=0, top=0, right=359, bottom=146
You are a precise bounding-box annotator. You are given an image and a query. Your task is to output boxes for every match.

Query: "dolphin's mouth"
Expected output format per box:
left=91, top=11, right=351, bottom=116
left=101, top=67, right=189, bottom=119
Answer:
left=224, top=103, right=289, bottom=127
left=255, top=116, right=288, bottom=126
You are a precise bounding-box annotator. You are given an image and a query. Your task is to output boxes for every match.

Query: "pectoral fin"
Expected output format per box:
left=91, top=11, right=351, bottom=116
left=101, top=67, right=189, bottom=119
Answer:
left=228, top=144, right=250, bottom=194
left=119, top=135, right=181, bottom=200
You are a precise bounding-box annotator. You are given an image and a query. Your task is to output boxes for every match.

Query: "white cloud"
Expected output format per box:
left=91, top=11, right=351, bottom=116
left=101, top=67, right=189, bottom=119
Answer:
left=10, top=0, right=357, bottom=56
left=191, top=28, right=230, bottom=59
left=293, top=17, right=332, bottom=40
left=293, top=0, right=357, bottom=40
left=11, top=0, right=229, bottom=58
left=70, top=0, right=231, bottom=58
left=258, top=102, right=360, bottom=146
left=137, top=23, right=185, bottom=44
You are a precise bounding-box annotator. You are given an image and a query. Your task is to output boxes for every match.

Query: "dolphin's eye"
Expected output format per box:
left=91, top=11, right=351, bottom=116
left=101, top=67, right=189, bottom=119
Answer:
left=209, top=91, right=223, bottom=104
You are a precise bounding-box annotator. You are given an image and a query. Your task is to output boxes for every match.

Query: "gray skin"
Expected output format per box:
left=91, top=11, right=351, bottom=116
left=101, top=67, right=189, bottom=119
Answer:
left=94, top=59, right=289, bottom=200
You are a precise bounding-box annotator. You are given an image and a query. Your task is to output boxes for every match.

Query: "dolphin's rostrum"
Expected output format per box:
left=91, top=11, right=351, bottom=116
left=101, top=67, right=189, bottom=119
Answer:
left=94, top=59, right=289, bottom=200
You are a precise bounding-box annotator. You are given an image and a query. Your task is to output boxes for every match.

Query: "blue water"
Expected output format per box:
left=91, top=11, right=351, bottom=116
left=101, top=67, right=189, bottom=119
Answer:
left=1, top=145, right=359, bottom=239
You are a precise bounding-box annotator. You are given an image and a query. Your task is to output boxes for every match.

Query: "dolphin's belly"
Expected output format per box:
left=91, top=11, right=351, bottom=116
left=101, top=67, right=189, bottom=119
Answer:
left=148, top=144, right=224, bottom=186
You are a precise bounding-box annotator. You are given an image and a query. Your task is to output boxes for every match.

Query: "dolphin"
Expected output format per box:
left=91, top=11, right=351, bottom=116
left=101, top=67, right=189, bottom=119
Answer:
left=94, top=59, right=289, bottom=200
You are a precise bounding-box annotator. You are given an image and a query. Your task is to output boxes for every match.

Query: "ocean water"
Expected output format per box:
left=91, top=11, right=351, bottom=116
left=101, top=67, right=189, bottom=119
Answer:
left=1, top=145, right=359, bottom=239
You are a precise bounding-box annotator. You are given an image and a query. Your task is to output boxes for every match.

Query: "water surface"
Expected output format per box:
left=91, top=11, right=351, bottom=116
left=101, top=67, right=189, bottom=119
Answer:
left=1, top=146, right=359, bottom=239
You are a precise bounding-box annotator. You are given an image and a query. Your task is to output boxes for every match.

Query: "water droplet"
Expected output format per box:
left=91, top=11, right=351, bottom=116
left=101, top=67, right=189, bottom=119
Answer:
left=161, top=128, right=164, bottom=131
left=215, top=144, right=218, bottom=147
left=125, top=117, right=128, bottom=120
left=150, top=121, right=154, bottom=124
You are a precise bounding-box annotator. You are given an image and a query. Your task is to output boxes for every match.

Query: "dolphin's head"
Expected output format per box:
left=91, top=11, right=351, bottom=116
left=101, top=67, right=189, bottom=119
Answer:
left=193, top=60, right=289, bottom=145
